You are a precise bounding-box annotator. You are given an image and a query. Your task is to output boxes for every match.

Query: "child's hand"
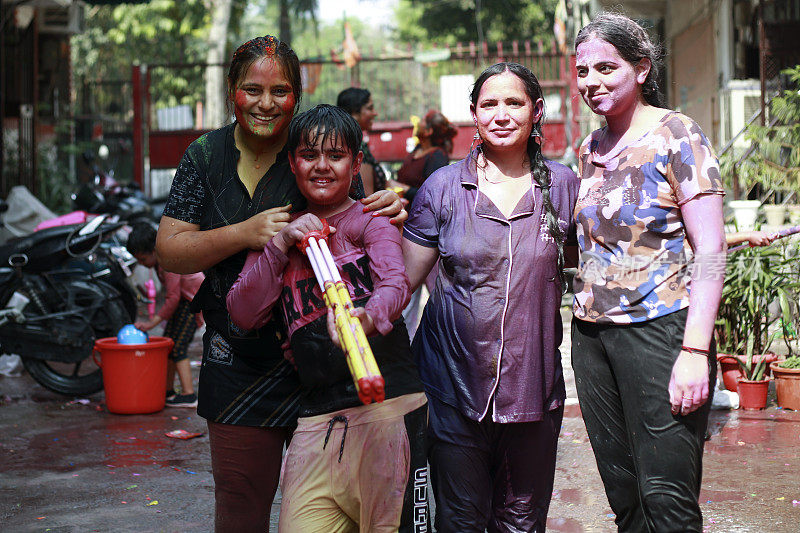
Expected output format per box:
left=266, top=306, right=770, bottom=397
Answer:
left=134, top=315, right=161, bottom=332
left=348, top=307, right=376, bottom=337
left=325, top=305, right=376, bottom=350
left=272, top=213, right=328, bottom=253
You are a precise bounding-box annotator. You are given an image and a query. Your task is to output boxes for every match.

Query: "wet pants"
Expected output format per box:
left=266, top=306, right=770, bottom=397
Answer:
left=207, top=421, right=291, bottom=532
left=278, top=393, right=429, bottom=532
left=571, top=308, right=716, bottom=533
left=427, top=395, right=563, bottom=533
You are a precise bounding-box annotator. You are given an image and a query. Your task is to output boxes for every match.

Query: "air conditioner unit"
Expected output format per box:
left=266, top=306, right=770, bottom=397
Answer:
left=39, top=4, right=85, bottom=35
left=720, top=79, right=761, bottom=152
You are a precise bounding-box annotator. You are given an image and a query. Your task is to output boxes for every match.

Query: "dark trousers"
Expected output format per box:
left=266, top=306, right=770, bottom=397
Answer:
left=207, top=421, right=291, bottom=533
left=427, top=395, right=563, bottom=533
left=571, top=309, right=716, bottom=533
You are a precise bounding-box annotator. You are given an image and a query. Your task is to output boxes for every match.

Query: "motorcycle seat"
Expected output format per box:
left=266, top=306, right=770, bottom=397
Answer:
left=0, top=224, right=98, bottom=271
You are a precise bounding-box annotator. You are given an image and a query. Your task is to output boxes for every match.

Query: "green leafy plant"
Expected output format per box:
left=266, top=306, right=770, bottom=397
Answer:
left=778, top=355, right=800, bottom=369
left=716, top=238, right=800, bottom=380
left=720, top=65, right=800, bottom=200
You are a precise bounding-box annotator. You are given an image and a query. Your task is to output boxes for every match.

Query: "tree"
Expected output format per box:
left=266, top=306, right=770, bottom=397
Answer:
left=205, top=0, right=234, bottom=127
left=722, top=65, right=800, bottom=201
left=395, top=0, right=559, bottom=47
left=278, top=0, right=318, bottom=44
left=72, top=0, right=248, bottom=114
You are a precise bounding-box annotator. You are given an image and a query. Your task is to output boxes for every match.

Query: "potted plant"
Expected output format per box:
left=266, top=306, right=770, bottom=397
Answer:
left=770, top=355, right=800, bottom=411
left=715, top=239, right=800, bottom=394
left=736, top=353, right=770, bottom=410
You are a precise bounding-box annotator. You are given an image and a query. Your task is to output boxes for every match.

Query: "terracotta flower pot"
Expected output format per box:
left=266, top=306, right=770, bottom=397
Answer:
left=770, top=362, right=800, bottom=411
left=737, top=378, right=770, bottom=410
left=717, top=353, right=778, bottom=392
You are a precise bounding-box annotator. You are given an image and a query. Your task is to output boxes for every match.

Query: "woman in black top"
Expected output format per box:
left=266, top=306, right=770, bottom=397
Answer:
left=337, top=87, right=388, bottom=194
left=155, top=36, right=404, bottom=532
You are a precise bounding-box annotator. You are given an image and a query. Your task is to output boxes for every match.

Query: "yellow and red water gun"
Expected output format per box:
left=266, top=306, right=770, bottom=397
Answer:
left=298, top=221, right=385, bottom=405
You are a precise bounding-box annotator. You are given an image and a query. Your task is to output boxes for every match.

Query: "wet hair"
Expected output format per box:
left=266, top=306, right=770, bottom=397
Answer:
left=422, top=110, right=458, bottom=154
left=226, top=35, right=302, bottom=113
left=336, top=87, right=371, bottom=115
left=575, top=12, right=666, bottom=108
left=286, top=104, right=363, bottom=159
left=126, top=222, right=157, bottom=256
left=470, top=62, right=566, bottom=279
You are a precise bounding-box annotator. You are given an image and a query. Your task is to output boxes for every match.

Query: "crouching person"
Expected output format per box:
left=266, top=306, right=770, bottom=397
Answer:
left=227, top=104, right=429, bottom=532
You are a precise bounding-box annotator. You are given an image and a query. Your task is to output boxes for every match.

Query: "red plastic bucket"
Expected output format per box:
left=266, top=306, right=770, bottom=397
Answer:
left=93, top=336, right=174, bottom=415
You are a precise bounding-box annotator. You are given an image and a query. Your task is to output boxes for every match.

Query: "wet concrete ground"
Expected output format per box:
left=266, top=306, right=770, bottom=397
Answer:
left=2, top=314, right=800, bottom=532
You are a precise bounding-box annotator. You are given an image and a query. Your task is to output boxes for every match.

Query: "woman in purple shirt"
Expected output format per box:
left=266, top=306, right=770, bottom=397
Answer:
left=402, top=62, right=579, bottom=532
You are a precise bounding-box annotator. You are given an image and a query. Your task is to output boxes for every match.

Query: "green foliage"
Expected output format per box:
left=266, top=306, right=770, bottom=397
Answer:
left=721, top=65, right=800, bottom=198
left=72, top=0, right=250, bottom=113
left=395, top=0, right=558, bottom=47
left=779, top=355, right=800, bottom=369
left=716, top=238, right=800, bottom=360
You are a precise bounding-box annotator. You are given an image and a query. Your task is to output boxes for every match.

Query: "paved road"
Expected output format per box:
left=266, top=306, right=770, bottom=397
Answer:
left=2, top=313, right=800, bottom=532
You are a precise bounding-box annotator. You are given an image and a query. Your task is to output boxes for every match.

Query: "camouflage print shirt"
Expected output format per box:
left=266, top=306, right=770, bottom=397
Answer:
left=572, top=111, right=725, bottom=324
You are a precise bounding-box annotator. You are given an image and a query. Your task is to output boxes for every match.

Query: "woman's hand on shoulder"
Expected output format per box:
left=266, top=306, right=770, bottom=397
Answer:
left=361, top=189, right=407, bottom=227
left=240, top=205, right=292, bottom=249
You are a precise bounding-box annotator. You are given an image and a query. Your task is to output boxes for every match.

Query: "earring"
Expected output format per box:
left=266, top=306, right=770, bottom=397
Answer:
left=530, top=123, right=542, bottom=144
left=470, top=128, right=481, bottom=152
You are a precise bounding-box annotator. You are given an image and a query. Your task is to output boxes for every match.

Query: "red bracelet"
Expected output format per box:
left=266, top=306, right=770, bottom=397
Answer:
left=681, top=345, right=711, bottom=357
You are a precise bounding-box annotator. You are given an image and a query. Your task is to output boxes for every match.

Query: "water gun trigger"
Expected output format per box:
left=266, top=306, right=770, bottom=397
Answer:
left=297, top=219, right=331, bottom=253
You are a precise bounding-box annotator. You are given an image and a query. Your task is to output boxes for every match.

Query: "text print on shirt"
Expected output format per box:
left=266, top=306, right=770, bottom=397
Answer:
left=281, top=253, right=373, bottom=327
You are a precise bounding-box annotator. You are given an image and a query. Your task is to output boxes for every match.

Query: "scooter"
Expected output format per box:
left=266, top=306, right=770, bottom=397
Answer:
left=71, top=149, right=163, bottom=224
left=0, top=209, right=136, bottom=395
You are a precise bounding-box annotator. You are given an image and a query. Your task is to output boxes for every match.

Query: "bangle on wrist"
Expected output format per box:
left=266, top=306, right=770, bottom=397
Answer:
left=681, top=345, right=710, bottom=357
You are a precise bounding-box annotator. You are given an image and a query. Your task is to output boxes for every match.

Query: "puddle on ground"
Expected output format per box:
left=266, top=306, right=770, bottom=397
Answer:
left=547, top=517, right=585, bottom=532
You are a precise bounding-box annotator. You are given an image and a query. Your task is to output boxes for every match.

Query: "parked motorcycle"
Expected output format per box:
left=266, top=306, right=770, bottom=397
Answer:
left=0, top=209, right=136, bottom=395
left=71, top=150, right=164, bottom=223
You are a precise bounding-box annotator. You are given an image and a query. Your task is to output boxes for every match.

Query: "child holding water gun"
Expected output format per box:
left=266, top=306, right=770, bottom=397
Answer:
left=127, top=223, right=204, bottom=408
left=227, top=105, right=428, bottom=531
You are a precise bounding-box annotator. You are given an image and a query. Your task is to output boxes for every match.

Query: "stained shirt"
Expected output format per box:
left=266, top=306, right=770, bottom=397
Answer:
left=162, top=122, right=365, bottom=427
left=403, top=149, right=579, bottom=423
left=227, top=202, right=422, bottom=417
left=572, top=111, right=725, bottom=324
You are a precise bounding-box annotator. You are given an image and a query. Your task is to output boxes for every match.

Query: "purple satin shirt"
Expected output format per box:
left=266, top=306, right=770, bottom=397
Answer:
left=403, top=150, right=579, bottom=423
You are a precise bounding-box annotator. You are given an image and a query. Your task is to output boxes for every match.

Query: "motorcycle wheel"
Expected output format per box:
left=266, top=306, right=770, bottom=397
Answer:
left=22, top=296, right=131, bottom=396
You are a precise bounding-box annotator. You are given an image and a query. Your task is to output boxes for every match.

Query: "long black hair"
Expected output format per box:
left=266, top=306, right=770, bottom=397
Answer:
left=336, top=87, right=371, bottom=115
left=470, top=62, right=566, bottom=277
left=575, top=12, right=666, bottom=108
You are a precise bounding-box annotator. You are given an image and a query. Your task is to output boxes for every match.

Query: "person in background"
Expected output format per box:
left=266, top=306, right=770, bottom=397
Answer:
left=227, top=104, right=428, bottom=531
left=393, top=110, right=458, bottom=338
left=403, top=62, right=579, bottom=532
left=337, top=87, right=387, bottom=195
left=571, top=13, right=726, bottom=532
left=393, top=109, right=457, bottom=206
left=154, top=35, right=405, bottom=532
left=126, top=222, right=204, bottom=408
